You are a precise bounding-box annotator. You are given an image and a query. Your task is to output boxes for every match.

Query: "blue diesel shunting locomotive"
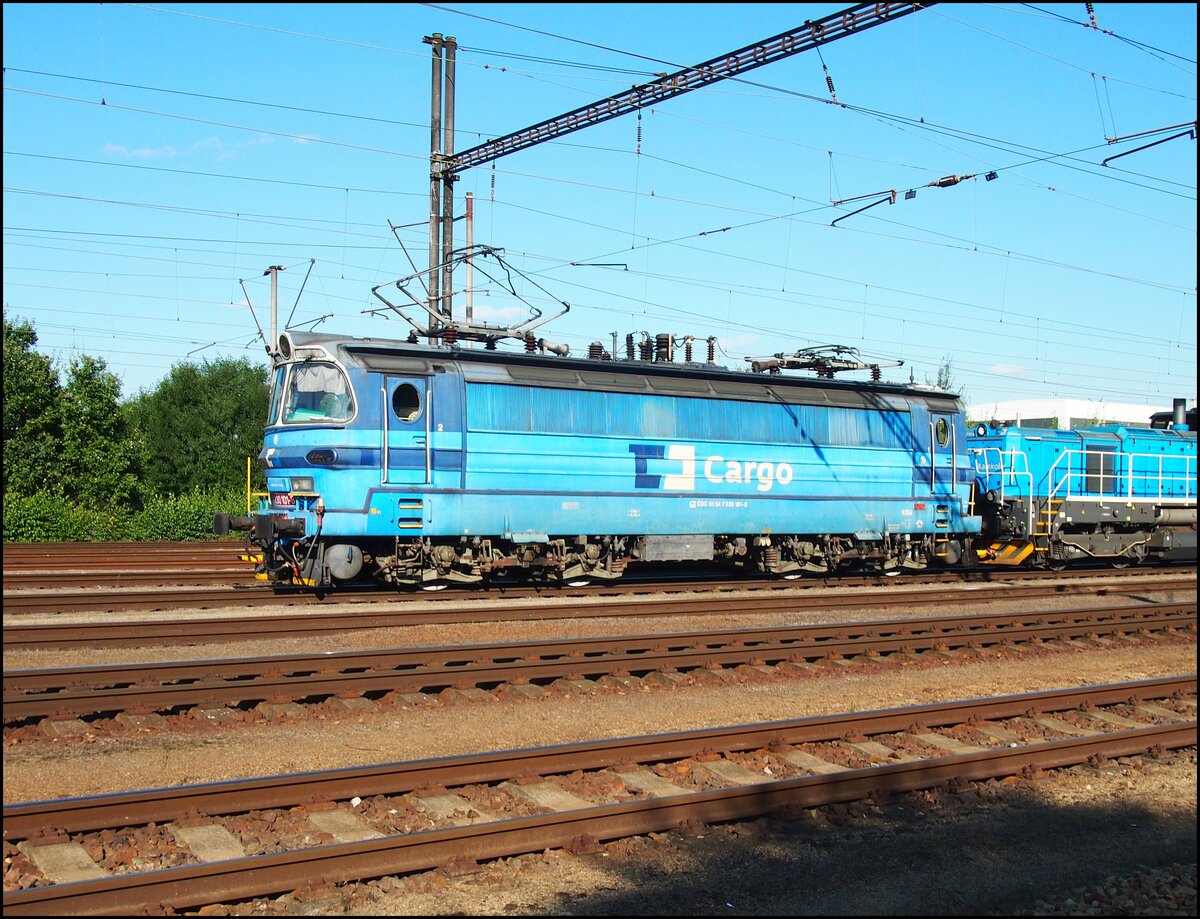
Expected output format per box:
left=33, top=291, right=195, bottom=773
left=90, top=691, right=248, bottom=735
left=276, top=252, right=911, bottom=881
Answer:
left=968, top=399, right=1197, bottom=568
left=216, top=329, right=982, bottom=588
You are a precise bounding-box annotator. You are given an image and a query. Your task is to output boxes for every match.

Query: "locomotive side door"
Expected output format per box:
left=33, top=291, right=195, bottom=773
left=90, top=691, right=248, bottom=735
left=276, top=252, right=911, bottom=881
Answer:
left=382, top=375, right=431, bottom=486
left=929, top=413, right=957, bottom=497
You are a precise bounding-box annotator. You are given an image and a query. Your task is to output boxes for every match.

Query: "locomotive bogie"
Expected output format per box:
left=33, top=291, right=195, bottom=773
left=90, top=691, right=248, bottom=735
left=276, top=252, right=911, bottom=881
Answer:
left=364, top=534, right=634, bottom=587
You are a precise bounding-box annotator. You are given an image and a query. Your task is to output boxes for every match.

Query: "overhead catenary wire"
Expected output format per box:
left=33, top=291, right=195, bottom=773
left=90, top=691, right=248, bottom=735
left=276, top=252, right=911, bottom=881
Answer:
left=4, top=4, right=1194, bottom=406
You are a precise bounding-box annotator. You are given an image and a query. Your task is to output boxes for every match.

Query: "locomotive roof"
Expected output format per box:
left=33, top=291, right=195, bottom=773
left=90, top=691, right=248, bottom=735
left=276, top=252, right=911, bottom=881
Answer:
left=282, top=331, right=963, bottom=412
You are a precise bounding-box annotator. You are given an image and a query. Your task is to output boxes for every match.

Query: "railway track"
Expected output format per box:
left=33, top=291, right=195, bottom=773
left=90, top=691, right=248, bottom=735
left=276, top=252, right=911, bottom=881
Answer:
left=3, top=676, right=1193, bottom=916
left=4, top=571, right=1195, bottom=651
left=2, top=539, right=244, bottom=557
left=3, top=538, right=1194, bottom=612
left=5, top=601, right=1193, bottom=733
left=2, top=541, right=258, bottom=589
left=2, top=542, right=255, bottom=592
left=2, top=540, right=247, bottom=567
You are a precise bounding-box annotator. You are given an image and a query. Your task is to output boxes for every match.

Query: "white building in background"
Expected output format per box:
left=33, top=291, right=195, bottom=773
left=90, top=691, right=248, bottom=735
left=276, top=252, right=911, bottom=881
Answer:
left=965, top=397, right=1194, bottom=430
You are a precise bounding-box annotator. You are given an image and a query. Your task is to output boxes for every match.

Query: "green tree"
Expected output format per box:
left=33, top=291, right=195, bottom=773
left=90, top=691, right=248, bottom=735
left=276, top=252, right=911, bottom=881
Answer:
left=127, top=356, right=270, bottom=495
left=928, top=354, right=967, bottom=401
left=57, top=354, right=145, bottom=507
left=3, top=317, right=63, bottom=496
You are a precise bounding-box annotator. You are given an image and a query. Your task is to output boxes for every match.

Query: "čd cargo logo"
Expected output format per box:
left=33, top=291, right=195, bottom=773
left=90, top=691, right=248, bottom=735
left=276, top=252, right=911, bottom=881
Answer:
left=630, top=444, right=794, bottom=492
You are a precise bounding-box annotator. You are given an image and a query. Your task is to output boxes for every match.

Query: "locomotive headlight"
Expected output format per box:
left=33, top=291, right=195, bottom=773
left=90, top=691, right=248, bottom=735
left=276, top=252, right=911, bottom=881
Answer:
left=306, top=448, right=337, bottom=466
left=975, top=424, right=988, bottom=436
left=290, top=476, right=315, bottom=493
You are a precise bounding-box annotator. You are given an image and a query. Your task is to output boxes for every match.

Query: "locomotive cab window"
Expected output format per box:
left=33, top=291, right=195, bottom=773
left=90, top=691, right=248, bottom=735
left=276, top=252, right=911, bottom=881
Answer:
left=935, top=418, right=950, bottom=447
left=283, top=362, right=355, bottom=424
left=267, top=365, right=286, bottom=425
left=392, top=382, right=422, bottom=423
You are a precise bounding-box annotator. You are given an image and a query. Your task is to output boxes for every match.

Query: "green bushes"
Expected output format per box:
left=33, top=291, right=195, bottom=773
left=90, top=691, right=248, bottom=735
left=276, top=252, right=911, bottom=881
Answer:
left=2, top=488, right=246, bottom=543
left=4, top=318, right=270, bottom=544
left=130, top=489, right=247, bottom=542
left=2, top=493, right=100, bottom=542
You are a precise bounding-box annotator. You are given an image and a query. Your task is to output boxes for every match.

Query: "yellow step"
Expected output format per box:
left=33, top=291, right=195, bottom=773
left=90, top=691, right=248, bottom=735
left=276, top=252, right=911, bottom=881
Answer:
left=978, top=540, right=1035, bottom=566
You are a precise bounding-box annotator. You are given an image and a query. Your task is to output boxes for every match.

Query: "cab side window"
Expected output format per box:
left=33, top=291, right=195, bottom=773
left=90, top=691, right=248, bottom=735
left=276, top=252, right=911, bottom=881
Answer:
left=267, top=365, right=286, bottom=425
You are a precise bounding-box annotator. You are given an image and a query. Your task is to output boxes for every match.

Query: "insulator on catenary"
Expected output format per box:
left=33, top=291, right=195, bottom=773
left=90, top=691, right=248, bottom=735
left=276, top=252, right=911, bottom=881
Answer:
left=871, top=365, right=882, bottom=381
left=589, top=341, right=605, bottom=360
left=443, top=326, right=458, bottom=346
left=706, top=336, right=717, bottom=364
left=655, top=333, right=674, bottom=362
left=524, top=332, right=537, bottom=353
left=638, top=333, right=654, bottom=362
left=683, top=335, right=695, bottom=363
left=625, top=333, right=636, bottom=361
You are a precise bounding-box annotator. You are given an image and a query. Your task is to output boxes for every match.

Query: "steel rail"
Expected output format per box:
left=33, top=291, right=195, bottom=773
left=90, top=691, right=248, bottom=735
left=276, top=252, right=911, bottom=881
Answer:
left=3, top=569, right=260, bottom=589
left=2, top=542, right=246, bottom=561
left=5, top=573, right=1195, bottom=650
left=4, top=603, right=1195, bottom=723
left=3, top=565, right=1194, bottom=616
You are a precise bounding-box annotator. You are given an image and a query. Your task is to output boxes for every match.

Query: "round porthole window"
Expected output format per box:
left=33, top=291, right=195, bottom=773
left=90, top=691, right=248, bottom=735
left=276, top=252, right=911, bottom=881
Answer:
left=392, top=383, right=422, bottom=422
left=935, top=418, right=950, bottom=447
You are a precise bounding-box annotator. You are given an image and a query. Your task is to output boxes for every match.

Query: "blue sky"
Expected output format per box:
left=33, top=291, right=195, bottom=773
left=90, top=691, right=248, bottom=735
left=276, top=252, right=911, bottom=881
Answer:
left=3, top=2, right=1196, bottom=411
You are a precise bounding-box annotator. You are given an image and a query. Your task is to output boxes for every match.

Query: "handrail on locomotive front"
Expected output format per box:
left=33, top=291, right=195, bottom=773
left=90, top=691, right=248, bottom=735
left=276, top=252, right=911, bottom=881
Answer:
left=970, top=446, right=1036, bottom=536
left=246, top=455, right=269, bottom=514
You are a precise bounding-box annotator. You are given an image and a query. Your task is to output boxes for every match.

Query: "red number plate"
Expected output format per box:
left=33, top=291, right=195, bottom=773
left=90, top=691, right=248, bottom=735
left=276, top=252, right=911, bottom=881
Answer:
left=270, top=492, right=295, bottom=507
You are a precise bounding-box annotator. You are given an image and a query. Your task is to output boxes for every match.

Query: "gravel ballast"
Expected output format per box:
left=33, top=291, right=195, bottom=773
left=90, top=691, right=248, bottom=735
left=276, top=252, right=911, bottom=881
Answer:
left=3, top=586, right=1195, bottom=915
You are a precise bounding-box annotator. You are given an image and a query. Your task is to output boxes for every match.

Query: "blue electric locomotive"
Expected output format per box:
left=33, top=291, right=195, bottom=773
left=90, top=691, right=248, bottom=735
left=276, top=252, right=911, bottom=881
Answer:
left=216, top=330, right=982, bottom=588
left=968, top=405, right=1197, bottom=568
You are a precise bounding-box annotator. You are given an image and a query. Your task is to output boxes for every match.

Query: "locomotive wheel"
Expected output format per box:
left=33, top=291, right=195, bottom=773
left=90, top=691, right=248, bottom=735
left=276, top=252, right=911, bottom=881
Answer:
left=1110, top=545, right=1147, bottom=569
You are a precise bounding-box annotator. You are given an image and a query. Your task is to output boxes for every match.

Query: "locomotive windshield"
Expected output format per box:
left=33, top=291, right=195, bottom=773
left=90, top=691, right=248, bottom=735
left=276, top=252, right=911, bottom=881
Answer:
left=281, top=361, right=355, bottom=424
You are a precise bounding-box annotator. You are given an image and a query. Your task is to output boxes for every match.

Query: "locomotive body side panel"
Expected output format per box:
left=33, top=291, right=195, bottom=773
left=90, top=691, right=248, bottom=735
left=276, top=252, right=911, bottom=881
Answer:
left=451, top=380, right=979, bottom=539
